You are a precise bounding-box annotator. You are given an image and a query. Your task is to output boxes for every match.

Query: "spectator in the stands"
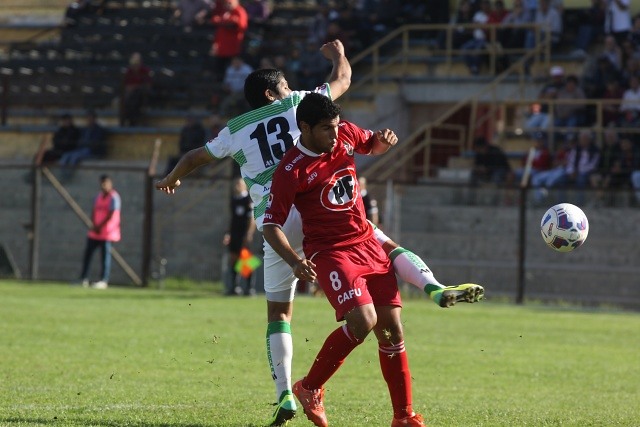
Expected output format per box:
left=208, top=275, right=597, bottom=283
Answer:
left=39, top=113, right=80, bottom=165
left=571, top=0, right=605, bottom=58
left=600, top=35, right=623, bottom=70
left=511, top=132, right=552, bottom=186
left=59, top=110, right=108, bottom=168
left=324, top=21, right=352, bottom=56
left=172, top=0, right=212, bottom=31
left=461, top=0, right=491, bottom=75
left=334, top=4, right=364, bottom=52
left=602, top=78, right=625, bottom=125
left=531, top=138, right=572, bottom=202
left=219, top=56, right=253, bottom=117
left=366, top=0, right=402, bottom=44
left=489, top=0, right=508, bottom=24
left=621, top=57, right=640, bottom=86
left=525, top=65, right=564, bottom=131
left=618, top=110, right=640, bottom=141
left=564, top=130, right=600, bottom=195
left=615, top=136, right=640, bottom=185
left=164, top=114, right=206, bottom=176
left=442, top=0, right=475, bottom=50
left=590, top=127, right=621, bottom=204
left=605, top=0, right=631, bottom=46
left=499, top=0, right=530, bottom=67
left=208, top=0, right=248, bottom=79
left=472, top=136, right=512, bottom=185
left=307, top=2, right=333, bottom=45
left=583, top=54, right=623, bottom=98
left=120, top=52, right=152, bottom=127
left=554, top=75, right=587, bottom=139
left=400, top=0, right=428, bottom=25
left=629, top=15, right=640, bottom=48
left=620, top=74, right=640, bottom=117
left=358, top=176, right=380, bottom=227
left=525, top=0, right=562, bottom=52
left=273, top=53, right=300, bottom=90
left=620, top=38, right=640, bottom=72
left=297, top=40, right=330, bottom=90
left=244, top=0, right=271, bottom=27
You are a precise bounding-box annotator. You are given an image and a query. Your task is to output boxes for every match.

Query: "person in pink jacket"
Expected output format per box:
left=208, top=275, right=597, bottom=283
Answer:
left=79, top=174, right=121, bottom=289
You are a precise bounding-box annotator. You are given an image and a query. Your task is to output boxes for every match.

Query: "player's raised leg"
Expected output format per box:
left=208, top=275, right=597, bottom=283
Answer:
left=372, top=226, right=484, bottom=308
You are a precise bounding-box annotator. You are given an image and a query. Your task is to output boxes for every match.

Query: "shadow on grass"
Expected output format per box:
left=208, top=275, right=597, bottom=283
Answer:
left=0, top=417, right=262, bottom=427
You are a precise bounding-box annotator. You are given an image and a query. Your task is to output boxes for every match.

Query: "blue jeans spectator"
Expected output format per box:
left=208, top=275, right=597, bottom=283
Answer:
left=80, top=238, right=112, bottom=283
left=526, top=113, right=550, bottom=131
left=461, top=38, right=486, bottom=75
left=59, top=147, right=94, bottom=166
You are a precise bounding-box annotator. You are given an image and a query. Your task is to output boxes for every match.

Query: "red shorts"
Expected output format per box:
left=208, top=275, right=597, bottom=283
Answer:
left=310, top=237, right=401, bottom=321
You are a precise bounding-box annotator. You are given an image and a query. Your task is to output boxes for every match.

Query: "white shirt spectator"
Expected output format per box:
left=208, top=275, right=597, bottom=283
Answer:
left=223, top=58, right=253, bottom=93
left=621, top=76, right=640, bottom=113
left=605, top=0, right=631, bottom=34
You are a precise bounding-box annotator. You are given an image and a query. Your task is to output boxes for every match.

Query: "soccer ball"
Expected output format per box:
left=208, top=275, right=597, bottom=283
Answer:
left=540, top=203, right=589, bottom=252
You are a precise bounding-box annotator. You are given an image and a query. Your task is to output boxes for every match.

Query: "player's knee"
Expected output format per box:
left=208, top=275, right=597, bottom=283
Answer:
left=345, top=305, right=377, bottom=340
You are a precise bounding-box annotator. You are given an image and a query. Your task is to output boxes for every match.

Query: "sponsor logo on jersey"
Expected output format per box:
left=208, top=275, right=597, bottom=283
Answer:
left=307, top=171, right=318, bottom=184
left=285, top=152, right=305, bottom=171
left=320, top=167, right=358, bottom=211
left=343, top=142, right=354, bottom=156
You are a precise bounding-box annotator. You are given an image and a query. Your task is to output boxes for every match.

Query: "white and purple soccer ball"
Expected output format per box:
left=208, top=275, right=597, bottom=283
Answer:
left=540, top=203, right=589, bottom=253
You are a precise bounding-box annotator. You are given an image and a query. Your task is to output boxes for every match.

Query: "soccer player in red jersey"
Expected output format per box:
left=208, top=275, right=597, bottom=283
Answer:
left=263, top=93, right=426, bottom=426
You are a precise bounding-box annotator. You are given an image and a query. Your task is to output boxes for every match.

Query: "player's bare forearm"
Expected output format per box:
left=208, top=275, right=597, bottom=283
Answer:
left=370, top=129, right=398, bottom=155
left=322, top=39, right=351, bottom=100
left=263, top=224, right=317, bottom=281
left=155, top=147, right=212, bottom=194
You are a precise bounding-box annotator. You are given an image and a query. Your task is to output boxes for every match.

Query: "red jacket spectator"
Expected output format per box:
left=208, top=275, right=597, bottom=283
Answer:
left=210, top=0, right=248, bottom=58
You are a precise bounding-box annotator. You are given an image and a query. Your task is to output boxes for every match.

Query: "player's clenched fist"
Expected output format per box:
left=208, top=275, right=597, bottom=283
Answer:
left=375, top=129, right=398, bottom=147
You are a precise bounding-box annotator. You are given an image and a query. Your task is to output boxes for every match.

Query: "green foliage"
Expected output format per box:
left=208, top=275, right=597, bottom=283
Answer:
left=1, top=281, right=639, bottom=426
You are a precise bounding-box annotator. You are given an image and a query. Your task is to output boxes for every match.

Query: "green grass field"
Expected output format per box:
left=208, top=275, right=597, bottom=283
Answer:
left=1, top=281, right=639, bottom=427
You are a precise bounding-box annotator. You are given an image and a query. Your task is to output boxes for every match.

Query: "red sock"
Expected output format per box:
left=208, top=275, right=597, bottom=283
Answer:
left=303, top=325, right=361, bottom=390
left=379, top=341, right=414, bottom=419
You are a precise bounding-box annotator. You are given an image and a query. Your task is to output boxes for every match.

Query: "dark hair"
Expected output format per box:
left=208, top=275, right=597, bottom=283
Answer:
left=296, top=93, right=342, bottom=130
left=99, top=174, right=111, bottom=182
left=244, top=69, right=285, bottom=109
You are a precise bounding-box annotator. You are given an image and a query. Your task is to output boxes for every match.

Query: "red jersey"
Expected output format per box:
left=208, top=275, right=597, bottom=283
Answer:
left=264, top=121, right=375, bottom=256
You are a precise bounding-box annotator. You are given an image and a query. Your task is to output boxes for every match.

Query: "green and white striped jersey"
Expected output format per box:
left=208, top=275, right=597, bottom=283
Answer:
left=205, top=85, right=331, bottom=230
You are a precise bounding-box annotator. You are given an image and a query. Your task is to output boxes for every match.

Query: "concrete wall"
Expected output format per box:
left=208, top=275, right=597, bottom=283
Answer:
left=389, top=185, right=640, bottom=309
left=1, top=166, right=638, bottom=309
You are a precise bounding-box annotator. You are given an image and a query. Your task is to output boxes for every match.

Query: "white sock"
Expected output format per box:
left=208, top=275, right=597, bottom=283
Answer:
left=266, top=321, right=293, bottom=401
left=389, top=247, right=444, bottom=293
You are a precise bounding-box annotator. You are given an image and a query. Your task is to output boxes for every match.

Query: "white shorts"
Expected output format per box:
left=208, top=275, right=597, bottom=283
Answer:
left=262, top=206, right=304, bottom=303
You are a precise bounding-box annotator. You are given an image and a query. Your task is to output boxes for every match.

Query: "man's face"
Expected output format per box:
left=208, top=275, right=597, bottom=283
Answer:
left=100, top=179, right=112, bottom=193
left=271, top=77, right=292, bottom=101
left=303, top=117, right=340, bottom=154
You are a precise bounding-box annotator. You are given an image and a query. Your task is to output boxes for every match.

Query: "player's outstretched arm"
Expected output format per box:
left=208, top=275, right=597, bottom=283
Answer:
left=263, top=224, right=317, bottom=282
left=320, top=39, right=351, bottom=100
left=370, top=129, right=398, bottom=155
left=155, top=146, right=213, bottom=194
